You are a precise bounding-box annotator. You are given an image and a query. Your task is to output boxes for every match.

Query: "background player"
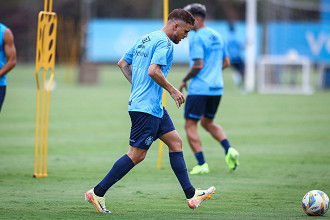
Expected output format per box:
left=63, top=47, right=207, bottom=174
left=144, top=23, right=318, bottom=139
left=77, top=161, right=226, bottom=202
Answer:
left=0, top=23, right=16, bottom=112
left=227, top=22, right=246, bottom=94
left=85, top=9, right=215, bottom=213
left=179, top=3, right=239, bottom=174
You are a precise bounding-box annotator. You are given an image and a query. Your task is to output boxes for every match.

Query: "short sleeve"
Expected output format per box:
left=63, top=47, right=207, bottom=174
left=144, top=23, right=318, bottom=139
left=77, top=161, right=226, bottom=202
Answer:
left=223, top=43, right=229, bottom=58
left=151, top=38, right=169, bottom=66
left=123, top=45, right=134, bottom=65
left=190, top=35, right=204, bottom=60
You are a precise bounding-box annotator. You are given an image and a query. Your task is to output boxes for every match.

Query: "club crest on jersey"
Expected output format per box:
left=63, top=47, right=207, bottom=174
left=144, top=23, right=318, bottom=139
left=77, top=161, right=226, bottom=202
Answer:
left=145, top=136, right=154, bottom=146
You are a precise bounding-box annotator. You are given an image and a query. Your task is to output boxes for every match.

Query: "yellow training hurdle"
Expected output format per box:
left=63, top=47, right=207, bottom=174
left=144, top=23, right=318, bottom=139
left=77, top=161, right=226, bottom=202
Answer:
left=34, top=0, right=57, bottom=178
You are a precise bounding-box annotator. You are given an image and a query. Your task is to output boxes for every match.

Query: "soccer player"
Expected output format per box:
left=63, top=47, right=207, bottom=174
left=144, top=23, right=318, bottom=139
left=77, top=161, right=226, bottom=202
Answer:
left=0, top=23, right=16, bottom=112
left=227, top=22, right=246, bottom=94
left=178, top=4, right=239, bottom=174
left=85, top=9, right=215, bottom=214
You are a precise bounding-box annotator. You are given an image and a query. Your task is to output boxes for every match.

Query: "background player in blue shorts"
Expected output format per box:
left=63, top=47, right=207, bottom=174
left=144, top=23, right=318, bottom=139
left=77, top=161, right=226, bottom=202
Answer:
left=85, top=9, right=215, bottom=213
left=179, top=3, right=239, bottom=175
left=227, top=22, right=246, bottom=94
left=0, top=23, right=16, bottom=113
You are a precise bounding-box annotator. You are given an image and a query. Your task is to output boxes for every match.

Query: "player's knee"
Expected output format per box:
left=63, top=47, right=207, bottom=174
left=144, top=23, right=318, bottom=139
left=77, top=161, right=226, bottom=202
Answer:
left=185, top=120, right=197, bottom=133
left=136, top=154, right=146, bottom=164
left=127, top=147, right=147, bottom=165
left=132, top=152, right=146, bottom=164
left=169, top=137, right=183, bottom=152
left=175, top=136, right=183, bottom=150
left=177, top=137, right=183, bottom=149
left=201, top=119, right=211, bottom=131
left=184, top=120, right=191, bottom=130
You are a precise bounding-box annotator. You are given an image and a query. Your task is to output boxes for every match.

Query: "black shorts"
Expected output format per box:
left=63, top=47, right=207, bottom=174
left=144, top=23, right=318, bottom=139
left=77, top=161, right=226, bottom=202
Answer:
left=184, top=95, right=221, bottom=121
left=0, top=86, right=6, bottom=112
left=129, top=108, right=175, bottom=150
left=231, top=59, right=245, bottom=76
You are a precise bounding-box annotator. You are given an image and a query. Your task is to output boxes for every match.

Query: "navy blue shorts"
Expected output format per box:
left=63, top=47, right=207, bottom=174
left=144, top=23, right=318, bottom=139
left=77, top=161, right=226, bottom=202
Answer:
left=184, top=95, right=221, bottom=121
left=0, top=86, right=6, bottom=112
left=129, top=108, right=175, bottom=150
left=232, top=62, right=245, bottom=76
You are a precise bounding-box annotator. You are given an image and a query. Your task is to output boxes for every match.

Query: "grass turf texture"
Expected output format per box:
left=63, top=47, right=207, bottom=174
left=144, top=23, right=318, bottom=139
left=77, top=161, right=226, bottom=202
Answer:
left=1, top=64, right=330, bottom=219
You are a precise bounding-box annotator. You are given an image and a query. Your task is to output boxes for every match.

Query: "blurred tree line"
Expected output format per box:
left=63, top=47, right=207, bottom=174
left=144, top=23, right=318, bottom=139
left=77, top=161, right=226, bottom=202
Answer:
left=0, top=0, right=319, bottom=62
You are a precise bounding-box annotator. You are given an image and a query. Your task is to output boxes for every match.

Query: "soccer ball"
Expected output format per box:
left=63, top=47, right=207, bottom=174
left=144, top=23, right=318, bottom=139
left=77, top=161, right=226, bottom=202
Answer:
left=302, top=190, right=329, bottom=216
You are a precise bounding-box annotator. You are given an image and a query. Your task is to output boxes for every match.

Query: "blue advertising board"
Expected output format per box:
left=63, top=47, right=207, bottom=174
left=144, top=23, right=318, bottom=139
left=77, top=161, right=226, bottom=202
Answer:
left=86, top=19, right=163, bottom=63
left=268, top=22, right=330, bottom=62
left=86, top=19, right=254, bottom=63
left=86, top=19, right=329, bottom=64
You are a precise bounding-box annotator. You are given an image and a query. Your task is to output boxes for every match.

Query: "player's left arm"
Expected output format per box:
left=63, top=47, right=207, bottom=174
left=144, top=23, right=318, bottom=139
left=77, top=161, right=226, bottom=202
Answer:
left=118, top=57, right=132, bottom=84
left=0, top=28, right=16, bottom=78
left=178, top=58, right=203, bottom=92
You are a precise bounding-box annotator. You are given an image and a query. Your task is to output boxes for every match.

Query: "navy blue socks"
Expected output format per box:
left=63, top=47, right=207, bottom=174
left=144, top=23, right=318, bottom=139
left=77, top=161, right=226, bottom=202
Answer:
left=94, top=154, right=135, bottom=197
left=94, top=152, right=196, bottom=199
left=220, top=139, right=231, bottom=155
left=184, top=186, right=196, bottom=199
left=194, top=152, right=205, bottom=165
left=169, top=151, right=195, bottom=199
left=196, top=139, right=231, bottom=162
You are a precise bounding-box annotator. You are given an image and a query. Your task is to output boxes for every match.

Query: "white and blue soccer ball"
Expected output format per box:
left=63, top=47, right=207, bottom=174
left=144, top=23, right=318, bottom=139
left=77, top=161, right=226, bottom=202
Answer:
left=302, top=190, right=329, bottom=216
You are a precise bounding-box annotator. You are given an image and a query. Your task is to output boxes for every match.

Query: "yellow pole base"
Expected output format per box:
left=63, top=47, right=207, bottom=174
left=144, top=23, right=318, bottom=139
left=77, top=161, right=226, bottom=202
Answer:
left=33, top=173, right=48, bottom=178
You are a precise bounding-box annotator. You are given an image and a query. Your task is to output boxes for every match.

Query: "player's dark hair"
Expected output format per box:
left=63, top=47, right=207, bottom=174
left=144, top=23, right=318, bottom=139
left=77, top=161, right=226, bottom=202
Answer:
left=168, top=9, right=195, bottom=26
left=183, top=3, right=206, bottom=19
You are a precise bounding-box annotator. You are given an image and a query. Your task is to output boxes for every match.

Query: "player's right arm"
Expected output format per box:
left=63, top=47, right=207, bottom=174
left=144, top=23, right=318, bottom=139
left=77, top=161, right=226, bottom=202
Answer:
left=0, top=28, right=16, bottom=78
left=178, top=58, right=203, bottom=92
left=222, top=56, right=230, bottom=70
left=148, top=64, right=185, bottom=109
left=222, top=43, right=230, bottom=70
left=118, top=57, right=132, bottom=84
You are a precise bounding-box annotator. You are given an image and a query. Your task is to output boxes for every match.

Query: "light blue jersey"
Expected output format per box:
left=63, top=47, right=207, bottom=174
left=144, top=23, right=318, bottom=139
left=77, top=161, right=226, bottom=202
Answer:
left=188, top=27, right=228, bottom=96
left=123, top=31, right=173, bottom=118
left=227, top=31, right=243, bottom=64
left=0, top=23, right=7, bottom=86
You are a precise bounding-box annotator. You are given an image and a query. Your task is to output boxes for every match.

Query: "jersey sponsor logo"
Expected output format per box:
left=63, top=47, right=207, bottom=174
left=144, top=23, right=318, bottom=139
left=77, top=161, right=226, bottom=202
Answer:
left=133, top=50, right=149, bottom=58
left=145, top=136, right=154, bottom=146
left=142, top=35, right=151, bottom=44
left=209, top=86, right=222, bottom=91
left=134, top=35, right=151, bottom=58
left=137, top=44, right=145, bottom=49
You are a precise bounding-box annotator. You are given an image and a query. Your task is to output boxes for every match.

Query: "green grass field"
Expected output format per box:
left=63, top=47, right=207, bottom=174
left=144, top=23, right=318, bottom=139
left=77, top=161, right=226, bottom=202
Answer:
left=1, top=64, right=330, bottom=219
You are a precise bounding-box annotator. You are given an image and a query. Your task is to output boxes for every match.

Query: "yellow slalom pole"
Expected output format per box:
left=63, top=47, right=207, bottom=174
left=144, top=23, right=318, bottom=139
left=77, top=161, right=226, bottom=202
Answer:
left=162, top=0, right=169, bottom=29
left=44, top=0, right=48, bottom=12
left=34, top=70, right=41, bottom=176
left=34, top=0, right=57, bottom=178
left=157, top=0, right=169, bottom=170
